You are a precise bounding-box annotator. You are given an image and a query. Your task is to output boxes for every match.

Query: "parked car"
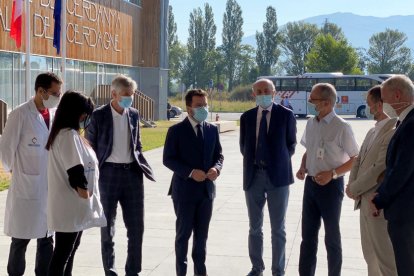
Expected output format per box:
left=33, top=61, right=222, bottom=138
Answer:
left=168, top=104, right=182, bottom=118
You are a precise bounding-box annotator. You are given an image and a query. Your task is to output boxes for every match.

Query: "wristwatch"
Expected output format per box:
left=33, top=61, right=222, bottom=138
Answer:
left=332, top=169, right=338, bottom=180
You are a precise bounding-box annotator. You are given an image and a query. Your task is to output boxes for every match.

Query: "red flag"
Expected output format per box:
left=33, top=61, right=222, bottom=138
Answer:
left=10, top=0, right=23, bottom=48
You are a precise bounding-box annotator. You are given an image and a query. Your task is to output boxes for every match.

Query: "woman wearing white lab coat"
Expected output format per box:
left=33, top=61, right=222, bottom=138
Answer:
left=0, top=72, right=62, bottom=276
left=46, top=91, right=106, bottom=276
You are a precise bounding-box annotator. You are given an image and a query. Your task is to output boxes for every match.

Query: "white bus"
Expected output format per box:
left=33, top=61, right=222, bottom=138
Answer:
left=259, top=73, right=392, bottom=117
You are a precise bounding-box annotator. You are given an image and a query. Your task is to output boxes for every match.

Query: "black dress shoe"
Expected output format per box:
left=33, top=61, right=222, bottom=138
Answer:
left=246, top=269, right=263, bottom=276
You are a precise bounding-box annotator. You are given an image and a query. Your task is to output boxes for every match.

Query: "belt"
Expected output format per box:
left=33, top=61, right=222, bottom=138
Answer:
left=309, top=175, right=343, bottom=183
left=104, top=162, right=135, bottom=170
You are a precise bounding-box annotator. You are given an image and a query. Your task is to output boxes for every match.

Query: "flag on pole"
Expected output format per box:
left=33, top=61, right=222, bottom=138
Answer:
left=53, top=0, right=62, bottom=54
left=10, top=0, right=23, bottom=48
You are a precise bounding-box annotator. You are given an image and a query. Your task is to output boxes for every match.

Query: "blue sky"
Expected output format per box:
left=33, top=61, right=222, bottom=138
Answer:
left=170, top=0, right=414, bottom=44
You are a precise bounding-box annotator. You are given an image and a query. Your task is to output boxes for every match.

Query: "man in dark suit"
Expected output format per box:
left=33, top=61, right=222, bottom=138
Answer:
left=240, top=79, right=297, bottom=276
left=163, top=89, right=224, bottom=276
left=86, top=75, right=155, bottom=276
left=372, top=74, right=414, bottom=276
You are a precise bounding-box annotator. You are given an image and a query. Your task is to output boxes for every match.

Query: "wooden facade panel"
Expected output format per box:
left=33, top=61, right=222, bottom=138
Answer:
left=140, top=0, right=160, bottom=68
left=0, top=0, right=145, bottom=66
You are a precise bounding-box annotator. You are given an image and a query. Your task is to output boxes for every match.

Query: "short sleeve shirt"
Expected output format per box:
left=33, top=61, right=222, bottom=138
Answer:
left=300, top=111, right=359, bottom=176
left=47, top=129, right=106, bottom=232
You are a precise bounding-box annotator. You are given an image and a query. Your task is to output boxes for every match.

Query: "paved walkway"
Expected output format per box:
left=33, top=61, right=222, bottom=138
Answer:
left=0, top=118, right=374, bottom=275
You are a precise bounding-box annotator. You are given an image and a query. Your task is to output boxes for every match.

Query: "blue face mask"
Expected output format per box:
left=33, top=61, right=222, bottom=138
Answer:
left=192, top=106, right=209, bottom=122
left=118, top=96, right=133, bottom=109
left=307, top=102, right=320, bottom=116
left=256, top=95, right=273, bottom=109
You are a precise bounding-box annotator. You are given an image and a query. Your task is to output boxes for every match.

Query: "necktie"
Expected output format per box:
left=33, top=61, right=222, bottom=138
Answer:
left=396, top=120, right=401, bottom=128
left=256, top=110, right=269, bottom=167
left=196, top=124, right=204, bottom=144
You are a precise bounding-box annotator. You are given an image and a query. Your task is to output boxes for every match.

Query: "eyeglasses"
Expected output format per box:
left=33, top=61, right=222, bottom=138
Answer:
left=308, top=98, right=326, bottom=103
left=43, top=89, right=61, bottom=97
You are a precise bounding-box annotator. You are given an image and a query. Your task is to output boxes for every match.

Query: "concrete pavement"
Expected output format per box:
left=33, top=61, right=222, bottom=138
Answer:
left=0, top=118, right=375, bottom=275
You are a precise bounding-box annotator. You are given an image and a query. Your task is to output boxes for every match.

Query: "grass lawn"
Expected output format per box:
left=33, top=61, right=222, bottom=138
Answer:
left=141, top=120, right=177, bottom=152
left=0, top=167, right=11, bottom=192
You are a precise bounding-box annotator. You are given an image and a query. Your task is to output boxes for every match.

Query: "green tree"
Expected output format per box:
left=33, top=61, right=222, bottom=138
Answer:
left=222, top=0, right=243, bottom=91
left=367, top=29, right=413, bottom=74
left=182, top=4, right=217, bottom=88
left=168, top=5, right=178, bottom=48
left=305, top=34, right=362, bottom=74
left=255, top=6, right=280, bottom=76
left=235, top=44, right=256, bottom=86
left=169, top=42, right=187, bottom=89
left=280, top=22, right=319, bottom=75
left=321, top=20, right=345, bottom=41
left=167, top=5, right=181, bottom=93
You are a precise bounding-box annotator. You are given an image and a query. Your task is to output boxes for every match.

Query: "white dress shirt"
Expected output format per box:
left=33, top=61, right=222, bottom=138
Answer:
left=105, top=103, right=134, bottom=163
left=398, top=104, right=414, bottom=123
left=188, top=115, right=204, bottom=137
left=255, top=104, right=273, bottom=145
left=300, top=111, right=359, bottom=176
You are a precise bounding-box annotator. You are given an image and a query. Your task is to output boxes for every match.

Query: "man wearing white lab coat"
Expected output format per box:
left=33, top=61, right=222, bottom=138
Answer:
left=0, top=72, right=62, bottom=276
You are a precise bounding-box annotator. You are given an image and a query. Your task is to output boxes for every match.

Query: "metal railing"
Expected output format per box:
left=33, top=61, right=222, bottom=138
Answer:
left=91, top=85, right=154, bottom=121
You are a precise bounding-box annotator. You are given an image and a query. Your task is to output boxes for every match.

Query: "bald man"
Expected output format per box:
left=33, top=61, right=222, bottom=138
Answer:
left=372, top=75, right=414, bottom=276
left=240, top=79, right=297, bottom=276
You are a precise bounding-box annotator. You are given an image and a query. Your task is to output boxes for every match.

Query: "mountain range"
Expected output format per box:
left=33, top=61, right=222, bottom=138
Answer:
left=242, top=12, right=414, bottom=51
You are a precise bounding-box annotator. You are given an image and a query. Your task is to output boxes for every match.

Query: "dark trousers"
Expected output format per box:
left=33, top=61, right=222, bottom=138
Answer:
left=388, top=220, right=414, bottom=276
left=100, top=163, right=144, bottom=276
left=173, top=197, right=213, bottom=276
left=299, top=176, right=344, bottom=276
left=48, top=231, right=82, bottom=276
left=7, top=236, right=53, bottom=276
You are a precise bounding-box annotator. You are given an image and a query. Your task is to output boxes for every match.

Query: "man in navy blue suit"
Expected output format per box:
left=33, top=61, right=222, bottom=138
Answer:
left=163, top=89, right=224, bottom=276
left=86, top=75, right=155, bottom=276
left=372, top=75, right=414, bottom=276
left=240, top=79, right=297, bottom=276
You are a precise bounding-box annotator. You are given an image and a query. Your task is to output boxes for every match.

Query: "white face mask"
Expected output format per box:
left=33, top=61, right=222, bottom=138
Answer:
left=42, top=94, right=60, bottom=109
left=382, top=103, right=398, bottom=118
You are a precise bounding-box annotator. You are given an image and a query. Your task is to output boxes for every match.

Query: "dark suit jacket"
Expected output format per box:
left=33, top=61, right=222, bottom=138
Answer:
left=86, top=103, right=155, bottom=181
left=373, top=108, right=414, bottom=222
left=239, top=103, right=297, bottom=190
left=163, top=118, right=224, bottom=201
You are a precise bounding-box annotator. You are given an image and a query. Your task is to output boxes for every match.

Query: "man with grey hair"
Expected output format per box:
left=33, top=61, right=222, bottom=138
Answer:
left=87, top=74, right=155, bottom=276
left=240, top=78, right=297, bottom=276
left=296, top=83, right=359, bottom=276
left=371, top=74, right=414, bottom=276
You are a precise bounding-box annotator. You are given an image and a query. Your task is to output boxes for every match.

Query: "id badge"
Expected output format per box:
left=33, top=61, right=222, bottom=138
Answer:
left=317, top=147, right=325, bottom=160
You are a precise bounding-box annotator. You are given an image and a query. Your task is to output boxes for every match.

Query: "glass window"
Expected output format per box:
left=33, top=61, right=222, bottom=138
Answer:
left=13, top=53, right=25, bottom=109
left=104, top=65, right=119, bottom=84
left=280, top=79, right=297, bottom=91
left=336, top=78, right=355, bottom=91
left=0, top=52, right=13, bottom=109
left=84, top=63, right=97, bottom=96
left=356, top=77, right=374, bottom=91
left=65, top=60, right=84, bottom=92
left=298, top=79, right=316, bottom=91
left=317, top=78, right=335, bottom=85
left=30, top=56, right=49, bottom=96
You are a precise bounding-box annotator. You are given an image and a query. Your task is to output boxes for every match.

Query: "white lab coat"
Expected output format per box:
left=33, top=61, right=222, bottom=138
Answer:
left=47, top=129, right=106, bottom=232
left=0, top=99, right=54, bottom=239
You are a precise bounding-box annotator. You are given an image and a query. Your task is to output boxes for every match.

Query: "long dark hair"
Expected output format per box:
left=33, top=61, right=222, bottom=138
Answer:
left=46, top=90, right=94, bottom=150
